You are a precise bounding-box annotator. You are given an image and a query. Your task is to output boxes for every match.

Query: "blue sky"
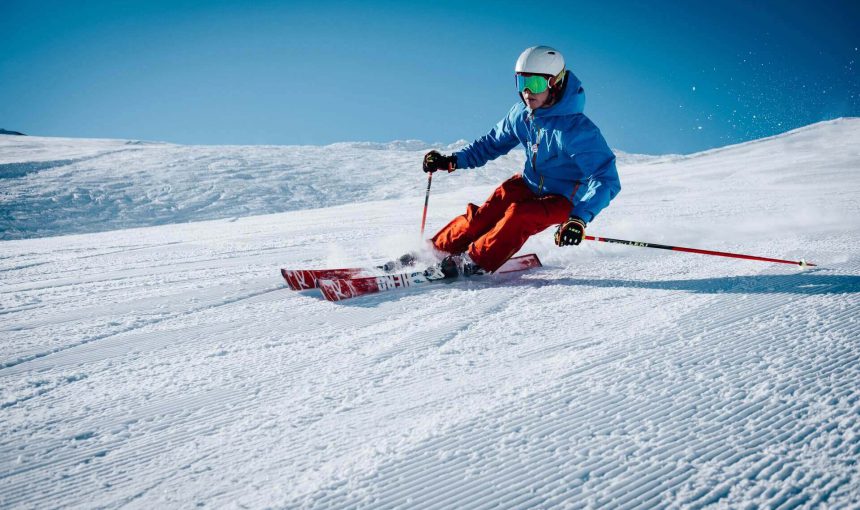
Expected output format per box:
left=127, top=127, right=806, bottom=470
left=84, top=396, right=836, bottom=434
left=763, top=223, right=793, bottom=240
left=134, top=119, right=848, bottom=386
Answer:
left=1, top=0, right=857, bottom=154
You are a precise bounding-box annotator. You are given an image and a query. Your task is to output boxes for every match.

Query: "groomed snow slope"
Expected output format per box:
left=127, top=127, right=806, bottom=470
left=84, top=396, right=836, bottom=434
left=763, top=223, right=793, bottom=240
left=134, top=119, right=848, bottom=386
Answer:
left=1, top=119, right=859, bottom=508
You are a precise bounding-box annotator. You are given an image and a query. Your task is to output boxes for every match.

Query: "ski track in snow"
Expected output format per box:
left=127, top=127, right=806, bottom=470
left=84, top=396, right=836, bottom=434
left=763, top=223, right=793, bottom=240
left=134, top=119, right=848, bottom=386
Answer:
left=1, top=119, right=859, bottom=508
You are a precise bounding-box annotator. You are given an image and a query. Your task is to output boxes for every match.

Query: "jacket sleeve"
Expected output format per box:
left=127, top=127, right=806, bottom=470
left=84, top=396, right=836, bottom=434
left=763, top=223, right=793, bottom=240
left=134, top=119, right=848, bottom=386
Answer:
left=570, top=151, right=621, bottom=223
left=453, top=108, right=520, bottom=169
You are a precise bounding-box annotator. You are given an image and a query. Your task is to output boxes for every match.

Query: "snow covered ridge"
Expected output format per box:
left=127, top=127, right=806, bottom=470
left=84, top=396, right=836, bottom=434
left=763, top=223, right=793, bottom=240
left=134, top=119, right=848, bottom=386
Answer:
left=0, top=135, right=509, bottom=240
left=2, top=118, right=853, bottom=241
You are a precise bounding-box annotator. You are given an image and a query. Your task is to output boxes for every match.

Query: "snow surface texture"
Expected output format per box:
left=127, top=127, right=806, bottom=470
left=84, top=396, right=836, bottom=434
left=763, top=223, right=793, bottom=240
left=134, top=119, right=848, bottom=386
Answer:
left=1, top=119, right=859, bottom=508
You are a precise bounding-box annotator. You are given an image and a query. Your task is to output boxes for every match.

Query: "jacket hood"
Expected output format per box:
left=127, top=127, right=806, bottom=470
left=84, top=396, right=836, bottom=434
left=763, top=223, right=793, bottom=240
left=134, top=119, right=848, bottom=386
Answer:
left=528, top=70, right=585, bottom=118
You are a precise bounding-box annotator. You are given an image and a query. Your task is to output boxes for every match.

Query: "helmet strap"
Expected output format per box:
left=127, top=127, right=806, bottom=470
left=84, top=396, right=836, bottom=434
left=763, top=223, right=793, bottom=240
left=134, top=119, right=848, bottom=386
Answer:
left=546, top=70, right=567, bottom=107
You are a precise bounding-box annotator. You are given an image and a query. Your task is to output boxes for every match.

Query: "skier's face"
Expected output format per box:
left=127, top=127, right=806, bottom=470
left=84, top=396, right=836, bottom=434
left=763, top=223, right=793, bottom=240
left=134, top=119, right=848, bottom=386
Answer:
left=517, top=73, right=553, bottom=109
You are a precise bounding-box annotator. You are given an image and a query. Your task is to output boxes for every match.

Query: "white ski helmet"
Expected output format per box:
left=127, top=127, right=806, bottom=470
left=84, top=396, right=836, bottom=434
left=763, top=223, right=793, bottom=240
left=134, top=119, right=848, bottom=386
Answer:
left=515, top=46, right=565, bottom=77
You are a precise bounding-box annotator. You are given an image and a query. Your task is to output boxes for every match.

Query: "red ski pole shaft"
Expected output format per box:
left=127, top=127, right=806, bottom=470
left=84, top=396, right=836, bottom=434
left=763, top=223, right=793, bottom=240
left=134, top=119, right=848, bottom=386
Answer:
left=584, top=235, right=816, bottom=267
left=420, top=172, right=432, bottom=237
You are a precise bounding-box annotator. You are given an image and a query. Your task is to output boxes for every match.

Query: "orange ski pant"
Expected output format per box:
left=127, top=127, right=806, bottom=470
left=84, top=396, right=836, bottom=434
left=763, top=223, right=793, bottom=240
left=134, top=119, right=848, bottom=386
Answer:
left=431, top=174, right=572, bottom=272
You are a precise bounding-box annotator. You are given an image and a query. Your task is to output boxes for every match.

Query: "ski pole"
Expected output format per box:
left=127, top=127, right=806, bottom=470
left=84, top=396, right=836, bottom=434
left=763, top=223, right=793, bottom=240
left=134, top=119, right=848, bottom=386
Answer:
left=420, top=172, right=433, bottom=237
left=584, top=235, right=815, bottom=268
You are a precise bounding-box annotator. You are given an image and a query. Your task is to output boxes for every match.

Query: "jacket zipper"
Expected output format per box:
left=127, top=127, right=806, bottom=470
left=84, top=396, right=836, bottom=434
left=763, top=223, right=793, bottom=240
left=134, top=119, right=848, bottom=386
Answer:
left=529, top=112, right=544, bottom=195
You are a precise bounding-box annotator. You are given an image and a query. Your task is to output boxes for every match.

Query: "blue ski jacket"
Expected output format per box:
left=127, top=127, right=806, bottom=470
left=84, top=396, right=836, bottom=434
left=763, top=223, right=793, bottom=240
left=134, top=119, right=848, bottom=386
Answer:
left=453, top=71, right=620, bottom=223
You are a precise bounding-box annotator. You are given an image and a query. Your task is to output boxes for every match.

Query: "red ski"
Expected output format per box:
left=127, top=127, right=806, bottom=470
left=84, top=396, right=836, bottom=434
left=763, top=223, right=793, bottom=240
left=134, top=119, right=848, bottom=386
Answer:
left=281, top=254, right=418, bottom=290
left=318, top=254, right=542, bottom=302
left=281, top=267, right=368, bottom=291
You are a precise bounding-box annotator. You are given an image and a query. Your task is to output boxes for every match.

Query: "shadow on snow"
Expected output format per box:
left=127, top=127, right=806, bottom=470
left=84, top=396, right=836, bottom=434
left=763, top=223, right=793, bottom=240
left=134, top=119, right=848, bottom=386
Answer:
left=551, top=271, right=860, bottom=296
left=325, top=270, right=860, bottom=307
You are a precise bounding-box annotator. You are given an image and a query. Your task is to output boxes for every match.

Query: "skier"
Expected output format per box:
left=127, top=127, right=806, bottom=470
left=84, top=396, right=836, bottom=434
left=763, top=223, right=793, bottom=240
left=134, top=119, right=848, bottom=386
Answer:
left=423, top=45, right=621, bottom=277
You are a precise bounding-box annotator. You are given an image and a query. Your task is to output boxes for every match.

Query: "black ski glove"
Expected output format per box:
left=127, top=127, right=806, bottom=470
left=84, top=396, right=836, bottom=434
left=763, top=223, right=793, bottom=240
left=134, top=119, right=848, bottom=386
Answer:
left=555, top=217, right=587, bottom=246
left=423, top=150, right=457, bottom=173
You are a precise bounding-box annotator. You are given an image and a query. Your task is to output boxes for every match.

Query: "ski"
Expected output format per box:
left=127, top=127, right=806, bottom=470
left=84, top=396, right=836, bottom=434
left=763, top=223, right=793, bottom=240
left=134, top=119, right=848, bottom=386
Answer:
left=281, top=266, right=369, bottom=291
left=318, top=254, right=542, bottom=302
left=281, top=254, right=416, bottom=290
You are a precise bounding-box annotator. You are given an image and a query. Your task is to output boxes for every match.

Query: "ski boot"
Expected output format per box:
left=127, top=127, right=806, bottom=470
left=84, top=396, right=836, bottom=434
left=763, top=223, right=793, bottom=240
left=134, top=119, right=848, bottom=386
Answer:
left=423, top=255, right=459, bottom=281
left=456, top=252, right=486, bottom=277
left=423, top=253, right=485, bottom=280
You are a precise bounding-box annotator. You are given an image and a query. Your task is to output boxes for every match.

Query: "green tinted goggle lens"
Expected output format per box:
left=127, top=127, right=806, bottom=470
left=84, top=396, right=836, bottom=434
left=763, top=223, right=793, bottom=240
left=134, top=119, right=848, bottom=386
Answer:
left=516, top=74, right=549, bottom=94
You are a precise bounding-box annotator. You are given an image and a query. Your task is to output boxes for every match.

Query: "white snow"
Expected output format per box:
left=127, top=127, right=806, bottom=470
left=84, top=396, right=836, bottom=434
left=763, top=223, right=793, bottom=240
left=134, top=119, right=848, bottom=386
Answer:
left=1, top=119, right=859, bottom=508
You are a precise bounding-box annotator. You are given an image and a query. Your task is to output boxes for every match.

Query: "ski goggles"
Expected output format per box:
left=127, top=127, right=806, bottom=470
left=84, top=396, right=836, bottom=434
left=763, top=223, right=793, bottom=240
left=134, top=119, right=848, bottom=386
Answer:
left=516, top=74, right=550, bottom=94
